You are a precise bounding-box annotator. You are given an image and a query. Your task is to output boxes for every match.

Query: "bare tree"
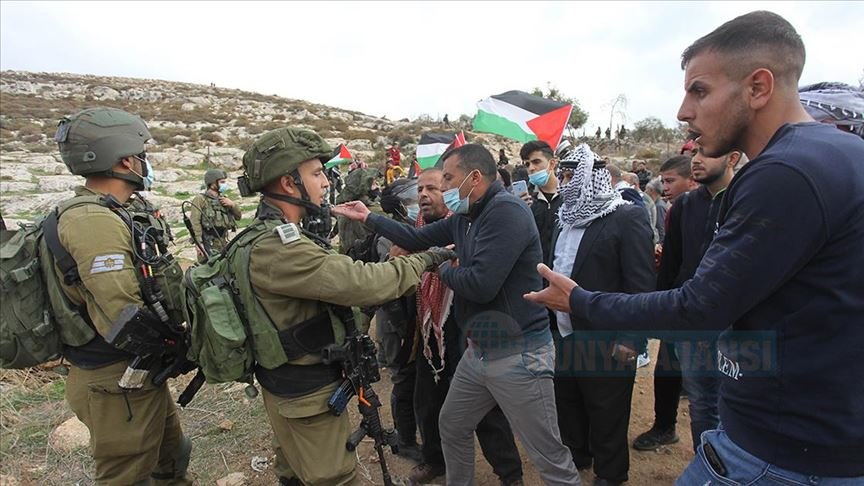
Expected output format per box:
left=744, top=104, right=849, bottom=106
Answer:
left=605, top=94, right=628, bottom=137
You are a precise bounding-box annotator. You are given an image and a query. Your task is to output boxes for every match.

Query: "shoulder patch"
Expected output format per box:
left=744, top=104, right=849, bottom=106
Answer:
left=90, top=254, right=125, bottom=274
left=273, top=223, right=301, bottom=245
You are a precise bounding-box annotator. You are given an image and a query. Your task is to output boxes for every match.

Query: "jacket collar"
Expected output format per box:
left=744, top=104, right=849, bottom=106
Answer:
left=467, top=180, right=504, bottom=221
left=256, top=199, right=288, bottom=222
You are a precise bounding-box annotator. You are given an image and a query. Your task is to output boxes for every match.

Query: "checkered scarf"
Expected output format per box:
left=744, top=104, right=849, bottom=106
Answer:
left=415, top=211, right=454, bottom=383
left=558, top=143, right=629, bottom=228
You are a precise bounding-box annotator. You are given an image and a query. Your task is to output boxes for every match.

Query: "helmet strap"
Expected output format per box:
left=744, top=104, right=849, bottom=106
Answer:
left=103, top=170, right=145, bottom=191
left=263, top=170, right=323, bottom=217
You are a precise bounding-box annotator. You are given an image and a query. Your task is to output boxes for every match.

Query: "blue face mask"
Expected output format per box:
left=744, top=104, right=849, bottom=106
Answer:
left=134, top=155, right=155, bottom=191
left=406, top=204, right=420, bottom=222
left=528, top=168, right=550, bottom=188
left=442, top=171, right=477, bottom=215
left=218, top=182, right=230, bottom=194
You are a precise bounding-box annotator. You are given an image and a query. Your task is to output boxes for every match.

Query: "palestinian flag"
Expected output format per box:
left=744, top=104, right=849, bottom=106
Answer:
left=473, top=90, right=573, bottom=148
left=417, top=133, right=457, bottom=169
left=324, top=144, right=353, bottom=168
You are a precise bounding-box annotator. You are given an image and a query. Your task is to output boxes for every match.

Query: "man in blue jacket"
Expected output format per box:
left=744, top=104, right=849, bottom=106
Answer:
left=526, top=10, right=864, bottom=484
left=334, top=144, right=581, bottom=485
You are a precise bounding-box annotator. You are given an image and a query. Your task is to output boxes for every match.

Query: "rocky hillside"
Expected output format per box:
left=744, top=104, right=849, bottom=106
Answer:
left=0, top=71, right=486, bottom=261
left=0, top=70, right=669, bottom=262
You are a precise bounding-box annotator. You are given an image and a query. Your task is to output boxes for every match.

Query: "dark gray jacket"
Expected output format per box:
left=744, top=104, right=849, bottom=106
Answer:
left=367, top=182, right=551, bottom=356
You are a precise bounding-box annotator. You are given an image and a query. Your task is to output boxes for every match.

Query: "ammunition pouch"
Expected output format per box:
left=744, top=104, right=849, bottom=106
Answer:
left=255, top=362, right=343, bottom=399
left=277, top=313, right=335, bottom=361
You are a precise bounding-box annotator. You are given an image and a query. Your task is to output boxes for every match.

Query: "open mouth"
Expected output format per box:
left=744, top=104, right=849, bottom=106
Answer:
left=688, top=129, right=702, bottom=143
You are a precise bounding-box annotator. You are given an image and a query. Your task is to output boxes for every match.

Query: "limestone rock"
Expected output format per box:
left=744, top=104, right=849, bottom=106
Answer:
left=49, top=416, right=90, bottom=452
left=91, top=86, right=120, bottom=101
left=181, top=103, right=196, bottom=112
left=0, top=474, right=21, bottom=486
left=1, top=181, right=37, bottom=193
left=38, top=175, right=81, bottom=193
left=216, top=472, right=246, bottom=486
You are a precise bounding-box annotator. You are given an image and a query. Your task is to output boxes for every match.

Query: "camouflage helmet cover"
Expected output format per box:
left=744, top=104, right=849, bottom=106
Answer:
left=55, top=107, right=151, bottom=176
left=241, top=127, right=332, bottom=193
left=204, top=168, right=228, bottom=187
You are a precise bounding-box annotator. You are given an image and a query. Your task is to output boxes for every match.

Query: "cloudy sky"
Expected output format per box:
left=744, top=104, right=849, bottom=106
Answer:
left=2, top=1, right=861, bottom=132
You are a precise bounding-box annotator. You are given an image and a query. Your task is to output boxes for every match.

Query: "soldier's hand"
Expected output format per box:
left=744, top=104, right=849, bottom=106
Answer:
left=425, top=246, right=457, bottom=269
left=219, top=197, right=235, bottom=207
left=332, top=201, right=371, bottom=222
left=389, top=245, right=410, bottom=258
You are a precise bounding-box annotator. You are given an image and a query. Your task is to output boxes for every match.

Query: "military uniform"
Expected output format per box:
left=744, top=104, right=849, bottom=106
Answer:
left=53, top=108, right=192, bottom=485
left=188, top=191, right=241, bottom=261
left=335, top=168, right=380, bottom=255
left=234, top=128, right=453, bottom=485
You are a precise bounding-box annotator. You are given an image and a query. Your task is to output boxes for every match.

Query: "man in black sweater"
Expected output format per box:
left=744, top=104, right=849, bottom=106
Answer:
left=521, top=140, right=563, bottom=264
left=660, top=146, right=745, bottom=453
left=527, top=11, right=864, bottom=483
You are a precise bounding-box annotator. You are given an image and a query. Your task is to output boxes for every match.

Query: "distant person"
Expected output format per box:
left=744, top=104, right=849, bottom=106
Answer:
left=605, top=127, right=611, bottom=139
left=443, top=113, right=451, bottom=128
left=644, top=177, right=667, bottom=244
left=595, top=127, right=602, bottom=139
left=498, top=148, right=509, bottom=167
left=189, top=168, right=241, bottom=262
left=607, top=164, right=645, bottom=209
left=388, top=142, right=402, bottom=167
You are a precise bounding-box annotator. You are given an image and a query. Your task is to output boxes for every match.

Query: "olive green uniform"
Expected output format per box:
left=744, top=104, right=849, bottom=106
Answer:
left=249, top=201, right=437, bottom=485
left=58, top=186, right=191, bottom=485
left=189, top=191, right=241, bottom=260
left=335, top=168, right=379, bottom=255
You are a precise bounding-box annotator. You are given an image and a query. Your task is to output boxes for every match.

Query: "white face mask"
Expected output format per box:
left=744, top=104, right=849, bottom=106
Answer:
left=132, top=155, right=155, bottom=191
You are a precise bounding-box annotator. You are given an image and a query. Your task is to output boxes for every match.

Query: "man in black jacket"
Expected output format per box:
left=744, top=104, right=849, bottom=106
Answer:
left=521, top=140, right=562, bottom=264
left=334, top=144, right=581, bottom=485
left=549, top=144, right=655, bottom=486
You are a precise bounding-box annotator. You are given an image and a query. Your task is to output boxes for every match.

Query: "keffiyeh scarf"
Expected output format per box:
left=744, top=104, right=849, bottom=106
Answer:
left=415, top=211, right=454, bottom=383
left=558, top=143, right=630, bottom=228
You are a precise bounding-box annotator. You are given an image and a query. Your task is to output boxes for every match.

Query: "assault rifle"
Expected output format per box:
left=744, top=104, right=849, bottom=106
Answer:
left=322, top=306, right=398, bottom=486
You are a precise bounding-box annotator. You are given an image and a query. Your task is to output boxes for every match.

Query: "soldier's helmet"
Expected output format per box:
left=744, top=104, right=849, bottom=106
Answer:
left=204, top=169, right=228, bottom=187
left=239, top=128, right=331, bottom=195
left=55, top=107, right=151, bottom=177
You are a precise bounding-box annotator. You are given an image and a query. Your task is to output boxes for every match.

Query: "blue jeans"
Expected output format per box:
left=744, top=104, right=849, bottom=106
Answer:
left=677, top=428, right=864, bottom=485
left=675, top=339, right=720, bottom=451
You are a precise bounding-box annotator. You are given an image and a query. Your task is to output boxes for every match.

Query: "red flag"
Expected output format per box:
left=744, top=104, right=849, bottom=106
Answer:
left=453, top=130, right=466, bottom=148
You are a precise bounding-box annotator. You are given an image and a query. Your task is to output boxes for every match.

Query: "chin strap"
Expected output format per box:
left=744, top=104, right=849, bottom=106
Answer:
left=102, top=170, right=145, bottom=191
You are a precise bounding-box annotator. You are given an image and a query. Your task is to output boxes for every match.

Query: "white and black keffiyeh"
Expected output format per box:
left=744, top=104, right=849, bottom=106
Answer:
left=558, top=143, right=629, bottom=228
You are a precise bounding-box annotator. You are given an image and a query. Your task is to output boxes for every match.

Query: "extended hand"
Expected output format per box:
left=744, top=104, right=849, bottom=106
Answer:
left=331, top=201, right=371, bottom=222
left=523, top=263, right=578, bottom=313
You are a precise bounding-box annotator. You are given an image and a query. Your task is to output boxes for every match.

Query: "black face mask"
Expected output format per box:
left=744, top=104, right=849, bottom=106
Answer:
left=368, top=188, right=381, bottom=201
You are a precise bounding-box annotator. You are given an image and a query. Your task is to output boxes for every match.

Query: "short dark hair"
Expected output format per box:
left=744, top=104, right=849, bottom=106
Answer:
left=659, top=155, right=693, bottom=178
left=441, top=144, right=497, bottom=181
left=606, top=164, right=622, bottom=179
left=519, top=140, right=554, bottom=161
left=681, top=11, right=805, bottom=88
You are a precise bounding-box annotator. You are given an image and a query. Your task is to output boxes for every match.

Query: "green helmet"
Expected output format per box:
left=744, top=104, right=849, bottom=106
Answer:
left=55, top=107, right=151, bottom=177
left=239, top=127, right=331, bottom=195
left=204, top=168, right=227, bottom=187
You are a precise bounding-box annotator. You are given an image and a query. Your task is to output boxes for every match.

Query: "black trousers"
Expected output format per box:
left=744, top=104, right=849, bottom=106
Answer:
left=413, top=321, right=523, bottom=482
left=391, top=361, right=418, bottom=444
left=654, top=339, right=683, bottom=430
left=554, top=374, right=636, bottom=483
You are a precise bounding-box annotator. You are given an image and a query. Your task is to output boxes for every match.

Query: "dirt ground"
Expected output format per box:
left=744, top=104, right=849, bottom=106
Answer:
left=0, top=342, right=693, bottom=485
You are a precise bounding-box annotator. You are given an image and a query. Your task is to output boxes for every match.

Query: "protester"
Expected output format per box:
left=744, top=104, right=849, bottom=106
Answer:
left=526, top=11, right=864, bottom=484
left=644, top=177, right=667, bottom=244
left=607, top=164, right=645, bottom=208
left=520, top=140, right=562, bottom=263
left=658, top=154, right=698, bottom=201
left=406, top=168, right=524, bottom=485
left=374, top=178, right=424, bottom=463
left=388, top=141, right=402, bottom=167
left=632, top=160, right=652, bottom=190
left=498, top=148, right=510, bottom=167
left=550, top=144, right=655, bottom=486
left=334, top=144, right=581, bottom=485
left=496, top=167, right=512, bottom=190
left=660, top=146, right=746, bottom=453
left=625, top=171, right=657, bottom=242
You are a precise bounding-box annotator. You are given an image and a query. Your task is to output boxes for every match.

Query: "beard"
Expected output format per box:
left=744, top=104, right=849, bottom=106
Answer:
left=694, top=165, right=726, bottom=186
left=705, top=95, right=749, bottom=158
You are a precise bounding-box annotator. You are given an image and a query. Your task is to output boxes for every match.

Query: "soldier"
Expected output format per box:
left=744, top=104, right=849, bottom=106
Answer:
left=334, top=167, right=380, bottom=255
left=53, top=107, right=192, bottom=485
left=235, top=127, right=454, bottom=485
left=187, top=168, right=241, bottom=261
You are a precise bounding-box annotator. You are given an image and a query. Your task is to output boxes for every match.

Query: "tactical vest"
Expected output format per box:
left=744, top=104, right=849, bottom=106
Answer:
left=56, top=194, right=185, bottom=365
left=200, top=194, right=237, bottom=234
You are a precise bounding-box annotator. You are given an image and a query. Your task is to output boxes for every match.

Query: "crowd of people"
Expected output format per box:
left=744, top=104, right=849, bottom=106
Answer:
left=17, top=9, right=863, bottom=486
